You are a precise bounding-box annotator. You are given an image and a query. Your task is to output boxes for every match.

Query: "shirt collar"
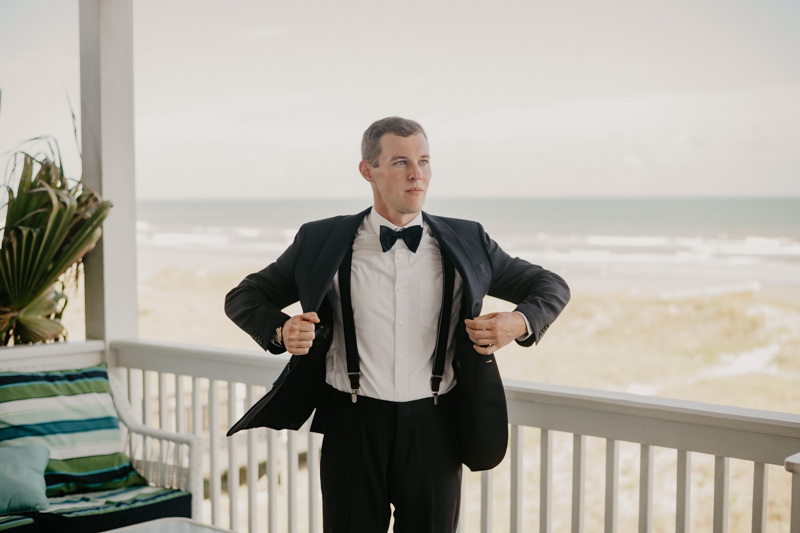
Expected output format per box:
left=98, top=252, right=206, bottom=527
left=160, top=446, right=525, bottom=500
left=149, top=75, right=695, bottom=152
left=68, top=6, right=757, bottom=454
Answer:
left=369, top=208, right=423, bottom=236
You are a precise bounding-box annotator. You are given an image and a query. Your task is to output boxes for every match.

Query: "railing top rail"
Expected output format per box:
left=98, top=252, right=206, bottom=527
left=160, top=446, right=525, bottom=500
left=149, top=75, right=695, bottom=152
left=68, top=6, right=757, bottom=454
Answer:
left=111, top=338, right=286, bottom=367
left=0, top=339, right=106, bottom=358
left=0, top=340, right=107, bottom=372
left=110, top=339, right=800, bottom=442
left=110, top=339, right=287, bottom=386
left=505, top=379, right=800, bottom=439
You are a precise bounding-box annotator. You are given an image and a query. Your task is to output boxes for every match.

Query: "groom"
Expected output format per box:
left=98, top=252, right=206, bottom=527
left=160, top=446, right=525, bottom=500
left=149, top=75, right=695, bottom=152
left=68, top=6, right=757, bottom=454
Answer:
left=225, top=117, right=570, bottom=532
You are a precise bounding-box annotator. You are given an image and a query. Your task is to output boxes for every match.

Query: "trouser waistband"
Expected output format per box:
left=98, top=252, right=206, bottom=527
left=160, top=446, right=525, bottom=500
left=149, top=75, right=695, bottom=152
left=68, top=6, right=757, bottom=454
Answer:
left=327, top=384, right=457, bottom=415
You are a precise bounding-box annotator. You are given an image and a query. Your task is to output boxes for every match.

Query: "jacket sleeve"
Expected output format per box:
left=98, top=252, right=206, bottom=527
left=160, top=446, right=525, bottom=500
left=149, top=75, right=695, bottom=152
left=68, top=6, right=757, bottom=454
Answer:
left=224, top=224, right=306, bottom=353
left=479, top=223, right=571, bottom=347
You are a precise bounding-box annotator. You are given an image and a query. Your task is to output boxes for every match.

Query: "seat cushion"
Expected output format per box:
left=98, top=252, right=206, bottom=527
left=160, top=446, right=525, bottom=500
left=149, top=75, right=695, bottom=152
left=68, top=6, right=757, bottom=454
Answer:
left=0, top=515, right=38, bottom=532
left=0, top=364, right=146, bottom=497
left=26, top=486, right=191, bottom=533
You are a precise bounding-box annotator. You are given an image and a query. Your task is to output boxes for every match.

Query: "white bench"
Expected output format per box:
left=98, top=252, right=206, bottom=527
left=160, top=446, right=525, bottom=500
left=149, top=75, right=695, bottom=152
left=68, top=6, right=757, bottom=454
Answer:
left=0, top=340, right=204, bottom=521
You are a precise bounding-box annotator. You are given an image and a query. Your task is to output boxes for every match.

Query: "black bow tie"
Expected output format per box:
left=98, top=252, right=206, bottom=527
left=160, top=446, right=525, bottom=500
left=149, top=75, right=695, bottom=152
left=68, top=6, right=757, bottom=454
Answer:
left=379, top=225, right=423, bottom=253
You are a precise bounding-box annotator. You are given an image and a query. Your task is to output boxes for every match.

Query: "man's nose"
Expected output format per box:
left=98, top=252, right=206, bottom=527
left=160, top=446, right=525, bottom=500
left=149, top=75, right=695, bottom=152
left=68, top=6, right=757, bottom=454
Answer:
left=408, top=163, right=422, bottom=179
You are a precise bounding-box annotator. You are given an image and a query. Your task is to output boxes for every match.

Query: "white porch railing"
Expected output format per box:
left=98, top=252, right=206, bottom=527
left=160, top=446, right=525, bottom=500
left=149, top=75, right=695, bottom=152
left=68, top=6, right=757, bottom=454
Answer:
left=110, top=339, right=800, bottom=533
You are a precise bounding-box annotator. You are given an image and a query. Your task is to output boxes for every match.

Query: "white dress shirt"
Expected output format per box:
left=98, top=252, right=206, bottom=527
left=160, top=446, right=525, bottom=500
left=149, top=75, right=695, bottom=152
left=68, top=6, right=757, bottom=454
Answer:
left=324, top=209, right=530, bottom=402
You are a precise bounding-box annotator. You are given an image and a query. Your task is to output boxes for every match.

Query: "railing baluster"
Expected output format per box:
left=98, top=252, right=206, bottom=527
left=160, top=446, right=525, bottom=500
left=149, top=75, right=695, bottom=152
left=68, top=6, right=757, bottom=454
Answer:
left=247, top=386, right=258, bottom=533
left=176, top=375, right=186, bottom=433
left=541, top=428, right=553, bottom=533
left=713, top=456, right=729, bottom=533
left=143, top=370, right=153, bottom=427
left=228, top=382, right=239, bottom=532
left=288, top=431, right=298, bottom=533
left=159, top=372, right=169, bottom=431
left=788, top=454, right=800, bottom=532
left=792, top=466, right=800, bottom=533
left=572, top=434, right=586, bottom=533
left=639, top=444, right=653, bottom=533
left=142, top=371, right=154, bottom=461
left=209, top=380, right=221, bottom=526
left=481, top=469, right=494, bottom=533
left=308, top=431, right=321, bottom=533
left=158, top=437, right=168, bottom=486
left=268, top=429, right=279, bottom=533
left=752, top=462, right=768, bottom=533
left=510, top=425, right=523, bottom=533
left=227, top=381, right=239, bottom=531
left=158, top=372, right=170, bottom=469
left=128, top=368, right=143, bottom=422
left=605, top=439, right=619, bottom=533
left=676, top=450, right=691, bottom=533
left=192, top=377, right=203, bottom=437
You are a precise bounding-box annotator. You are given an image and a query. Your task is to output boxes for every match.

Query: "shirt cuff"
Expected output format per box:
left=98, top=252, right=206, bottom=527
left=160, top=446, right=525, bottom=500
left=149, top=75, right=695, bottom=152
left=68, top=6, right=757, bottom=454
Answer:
left=513, top=311, right=533, bottom=341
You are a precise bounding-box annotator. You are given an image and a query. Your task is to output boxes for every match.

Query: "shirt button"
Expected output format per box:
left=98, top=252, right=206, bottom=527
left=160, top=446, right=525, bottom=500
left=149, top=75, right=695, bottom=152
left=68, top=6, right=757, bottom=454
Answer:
left=396, top=286, right=402, bottom=292
left=398, top=321, right=404, bottom=327
left=398, top=392, right=404, bottom=398
left=399, top=357, right=404, bottom=361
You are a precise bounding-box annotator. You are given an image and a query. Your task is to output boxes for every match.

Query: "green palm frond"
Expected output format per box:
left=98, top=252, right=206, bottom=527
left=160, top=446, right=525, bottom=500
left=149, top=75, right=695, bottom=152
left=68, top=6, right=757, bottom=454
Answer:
left=0, top=150, right=112, bottom=346
left=12, top=285, right=66, bottom=345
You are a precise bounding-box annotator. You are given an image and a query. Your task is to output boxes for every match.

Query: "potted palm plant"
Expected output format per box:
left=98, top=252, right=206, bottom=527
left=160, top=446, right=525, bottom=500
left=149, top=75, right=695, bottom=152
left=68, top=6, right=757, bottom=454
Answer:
left=0, top=139, right=112, bottom=345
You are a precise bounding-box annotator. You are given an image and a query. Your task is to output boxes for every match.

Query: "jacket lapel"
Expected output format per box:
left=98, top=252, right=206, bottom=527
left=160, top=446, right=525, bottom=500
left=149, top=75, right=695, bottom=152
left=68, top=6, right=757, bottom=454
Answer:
left=302, top=207, right=372, bottom=313
left=422, top=211, right=483, bottom=318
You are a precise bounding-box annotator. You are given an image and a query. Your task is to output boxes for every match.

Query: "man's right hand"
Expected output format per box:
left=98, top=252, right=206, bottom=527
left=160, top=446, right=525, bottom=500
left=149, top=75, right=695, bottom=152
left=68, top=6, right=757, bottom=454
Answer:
left=282, top=312, right=320, bottom=355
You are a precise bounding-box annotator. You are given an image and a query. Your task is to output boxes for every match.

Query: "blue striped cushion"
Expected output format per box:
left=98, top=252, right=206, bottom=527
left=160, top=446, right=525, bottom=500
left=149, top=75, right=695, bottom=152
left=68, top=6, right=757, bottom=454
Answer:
left=0, top=364, right=146, bottom=497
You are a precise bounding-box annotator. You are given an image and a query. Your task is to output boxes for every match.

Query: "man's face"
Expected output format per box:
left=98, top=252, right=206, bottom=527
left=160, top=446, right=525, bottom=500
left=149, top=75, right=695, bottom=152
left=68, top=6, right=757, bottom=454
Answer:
left=360, top=133, right=431, bottom=222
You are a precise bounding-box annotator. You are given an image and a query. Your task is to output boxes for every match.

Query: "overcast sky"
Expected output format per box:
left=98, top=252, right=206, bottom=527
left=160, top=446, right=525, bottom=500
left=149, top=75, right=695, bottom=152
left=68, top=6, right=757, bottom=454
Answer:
left=1, top=0, right=799, bottom=199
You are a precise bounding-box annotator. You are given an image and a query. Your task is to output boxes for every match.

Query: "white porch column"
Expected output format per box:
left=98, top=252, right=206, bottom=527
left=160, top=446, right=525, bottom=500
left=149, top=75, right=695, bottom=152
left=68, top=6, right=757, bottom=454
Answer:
left=79, top=0, right=138, bottom=344
left=79, top=0, right=139, bottom=406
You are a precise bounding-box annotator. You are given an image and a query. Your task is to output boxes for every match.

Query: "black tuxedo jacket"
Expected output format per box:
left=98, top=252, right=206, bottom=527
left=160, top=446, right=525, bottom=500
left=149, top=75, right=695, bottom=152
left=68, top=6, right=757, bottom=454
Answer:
left=225, top=207, right=570, bottom=471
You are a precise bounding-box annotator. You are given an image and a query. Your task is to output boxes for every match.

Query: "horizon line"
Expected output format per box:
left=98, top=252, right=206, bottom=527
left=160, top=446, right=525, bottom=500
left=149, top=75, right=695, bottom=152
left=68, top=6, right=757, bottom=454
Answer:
left=136, top=195, right=800, bottom=202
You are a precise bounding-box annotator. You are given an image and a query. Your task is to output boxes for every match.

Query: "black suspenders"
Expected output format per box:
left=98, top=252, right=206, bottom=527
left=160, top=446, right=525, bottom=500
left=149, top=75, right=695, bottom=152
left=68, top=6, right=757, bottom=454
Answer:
left=337, top=245, right=361, bottom=402
left=337, top=244, right=457, bottom=404
left=431, top=250, right=456, bottom=404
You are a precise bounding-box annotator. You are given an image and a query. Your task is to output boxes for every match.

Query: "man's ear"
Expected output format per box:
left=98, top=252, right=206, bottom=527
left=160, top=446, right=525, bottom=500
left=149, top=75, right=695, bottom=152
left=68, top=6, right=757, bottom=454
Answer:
left=359, top=160, right=374, bottom=183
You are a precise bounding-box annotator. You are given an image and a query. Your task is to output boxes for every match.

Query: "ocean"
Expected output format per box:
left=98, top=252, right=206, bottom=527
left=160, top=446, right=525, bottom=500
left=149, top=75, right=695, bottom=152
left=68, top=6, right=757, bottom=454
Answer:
left=137, top=198, right=800, bottom=297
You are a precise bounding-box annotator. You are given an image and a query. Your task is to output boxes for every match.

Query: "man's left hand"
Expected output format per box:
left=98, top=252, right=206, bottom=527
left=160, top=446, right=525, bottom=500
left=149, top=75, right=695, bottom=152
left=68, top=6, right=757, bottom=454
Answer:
left=465, top=312, right=527, bottom=355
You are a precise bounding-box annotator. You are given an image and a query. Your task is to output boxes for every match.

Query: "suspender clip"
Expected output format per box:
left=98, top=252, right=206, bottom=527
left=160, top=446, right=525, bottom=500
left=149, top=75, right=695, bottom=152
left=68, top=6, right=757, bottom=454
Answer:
left=348, top=372, right=361, bottom=404
left=430, top=375, right=443, bottom=406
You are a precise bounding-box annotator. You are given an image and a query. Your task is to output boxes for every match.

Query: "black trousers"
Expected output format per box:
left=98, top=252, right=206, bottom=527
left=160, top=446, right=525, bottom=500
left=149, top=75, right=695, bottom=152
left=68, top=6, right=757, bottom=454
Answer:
left=320, top=386, right=463, bottom=533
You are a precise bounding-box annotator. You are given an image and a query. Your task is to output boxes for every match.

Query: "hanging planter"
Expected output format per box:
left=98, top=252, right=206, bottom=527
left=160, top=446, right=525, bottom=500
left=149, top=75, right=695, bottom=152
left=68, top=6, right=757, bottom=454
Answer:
left=0, top=141, right=112, bottom=345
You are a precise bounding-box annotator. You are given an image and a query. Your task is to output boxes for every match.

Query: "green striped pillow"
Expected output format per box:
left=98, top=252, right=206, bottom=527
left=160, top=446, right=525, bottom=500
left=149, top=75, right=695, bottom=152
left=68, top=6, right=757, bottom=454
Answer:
left=0, top=363, right=147, bottom=497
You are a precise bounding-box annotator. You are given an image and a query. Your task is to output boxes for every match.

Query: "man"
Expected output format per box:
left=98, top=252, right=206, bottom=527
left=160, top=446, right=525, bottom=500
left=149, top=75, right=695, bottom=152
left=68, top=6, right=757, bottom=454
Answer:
left=225, top=117, right=570, bottom=532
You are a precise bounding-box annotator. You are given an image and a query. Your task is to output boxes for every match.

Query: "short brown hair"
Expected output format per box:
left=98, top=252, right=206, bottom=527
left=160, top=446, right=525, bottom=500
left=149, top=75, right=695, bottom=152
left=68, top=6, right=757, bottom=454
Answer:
left=361, top=116, right=427, bottom=166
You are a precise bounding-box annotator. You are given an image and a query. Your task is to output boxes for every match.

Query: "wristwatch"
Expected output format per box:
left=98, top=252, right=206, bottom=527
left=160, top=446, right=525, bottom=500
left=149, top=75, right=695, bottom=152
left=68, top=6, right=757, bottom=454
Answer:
left=271, top=325, right=283, bottom=346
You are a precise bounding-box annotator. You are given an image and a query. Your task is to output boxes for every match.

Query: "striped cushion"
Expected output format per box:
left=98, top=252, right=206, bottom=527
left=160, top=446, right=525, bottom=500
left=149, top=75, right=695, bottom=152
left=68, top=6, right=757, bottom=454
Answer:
left=42, top=485, right=189, bottom=518
left=0, top=515, right=36, bottom=531
left=31, top=486, right=191, bottom=532
left=0, top=364, right=146, bottom=497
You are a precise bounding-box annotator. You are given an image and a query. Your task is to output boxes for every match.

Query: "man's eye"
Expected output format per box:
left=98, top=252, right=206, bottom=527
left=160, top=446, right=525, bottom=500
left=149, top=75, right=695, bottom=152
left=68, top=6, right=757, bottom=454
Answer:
left=420, top=160, right=429, bottom=166
left=395, top=160, right=407, bottom=166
